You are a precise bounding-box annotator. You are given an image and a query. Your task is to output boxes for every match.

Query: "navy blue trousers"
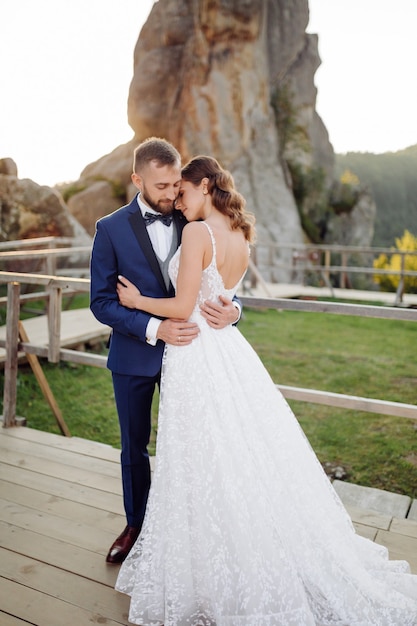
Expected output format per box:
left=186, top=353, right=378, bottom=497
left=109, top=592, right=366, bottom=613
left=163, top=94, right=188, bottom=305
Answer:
left=112, top=371, right=160, bottom=528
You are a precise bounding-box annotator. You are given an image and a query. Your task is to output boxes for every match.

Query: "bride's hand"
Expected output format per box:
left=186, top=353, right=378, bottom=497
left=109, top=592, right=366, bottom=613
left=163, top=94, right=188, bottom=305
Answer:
left=117, top=275, right=141, bottom=309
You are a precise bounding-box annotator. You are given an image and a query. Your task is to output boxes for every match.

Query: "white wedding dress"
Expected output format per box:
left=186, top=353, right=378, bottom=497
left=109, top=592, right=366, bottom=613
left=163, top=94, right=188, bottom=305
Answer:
left=116, top=223, right=417, bottom=625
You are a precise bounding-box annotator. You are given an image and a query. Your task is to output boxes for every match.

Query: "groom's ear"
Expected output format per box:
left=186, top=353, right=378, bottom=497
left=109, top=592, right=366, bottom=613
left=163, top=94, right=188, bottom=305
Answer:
left=131, top=172, right=142, bottom=191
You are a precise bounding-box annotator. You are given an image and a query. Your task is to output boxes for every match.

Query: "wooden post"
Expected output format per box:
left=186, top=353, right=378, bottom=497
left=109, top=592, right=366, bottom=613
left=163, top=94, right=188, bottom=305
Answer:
left=48, top=284, right=62, bottom=363
left=45, top=241, right=57, bottom=276
left=2, top=282, right=20, bottom=427
left=18, top=322, right=71, bottom=437
left=324, top=249, right=331, bottom=283
left=250, top=247, right=257, bottom=289
left=248, top=258, right=272, bottom=297
left=340, top=252, right=348, bottom=289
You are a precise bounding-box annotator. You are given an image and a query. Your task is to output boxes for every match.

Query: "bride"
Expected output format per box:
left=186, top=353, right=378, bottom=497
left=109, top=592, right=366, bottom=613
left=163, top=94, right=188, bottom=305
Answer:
left=115, top=155, right=417, bottom=625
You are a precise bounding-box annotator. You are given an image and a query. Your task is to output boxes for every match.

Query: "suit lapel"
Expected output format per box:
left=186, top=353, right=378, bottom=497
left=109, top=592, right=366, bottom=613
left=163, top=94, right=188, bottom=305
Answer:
left=128, top=208, right=167, bottom=293
left=128, top=202, right=188, bottom=295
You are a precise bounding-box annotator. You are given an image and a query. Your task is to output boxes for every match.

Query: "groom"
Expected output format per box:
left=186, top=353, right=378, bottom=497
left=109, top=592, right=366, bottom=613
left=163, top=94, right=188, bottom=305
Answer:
left=90, top=137, right=240, bottom=564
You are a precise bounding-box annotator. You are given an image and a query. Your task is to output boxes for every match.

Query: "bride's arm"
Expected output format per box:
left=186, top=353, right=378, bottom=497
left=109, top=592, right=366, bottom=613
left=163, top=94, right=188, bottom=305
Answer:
left=117, top=222, right=206, bottom=319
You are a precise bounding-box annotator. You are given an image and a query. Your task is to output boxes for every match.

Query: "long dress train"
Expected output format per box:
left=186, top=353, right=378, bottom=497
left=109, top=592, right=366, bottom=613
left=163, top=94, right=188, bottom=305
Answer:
left=116, top=222, right=417, bottom=625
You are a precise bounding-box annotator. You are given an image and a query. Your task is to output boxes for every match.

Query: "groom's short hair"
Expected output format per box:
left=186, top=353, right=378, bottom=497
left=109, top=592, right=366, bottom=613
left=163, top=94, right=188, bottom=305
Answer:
left=133, top=137, right=181, bottom=173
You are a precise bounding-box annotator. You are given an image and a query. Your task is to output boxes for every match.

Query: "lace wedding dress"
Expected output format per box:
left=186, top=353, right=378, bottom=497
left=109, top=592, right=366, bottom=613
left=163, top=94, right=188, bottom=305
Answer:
left=116, top=223, right=417, bottom=625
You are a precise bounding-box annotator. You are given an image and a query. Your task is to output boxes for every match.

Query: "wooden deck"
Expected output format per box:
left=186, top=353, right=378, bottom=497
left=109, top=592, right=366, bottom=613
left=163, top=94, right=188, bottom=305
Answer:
left=1, top=426, right=417, bottom=625
left=0, top=308, right=110, bottom=363
left=246, top=282, right=417, bottom=306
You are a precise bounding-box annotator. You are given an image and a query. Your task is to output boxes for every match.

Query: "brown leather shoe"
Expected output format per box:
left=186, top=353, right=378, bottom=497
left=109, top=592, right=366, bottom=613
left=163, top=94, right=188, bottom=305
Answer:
left=106, top=525, right=140, bottom=564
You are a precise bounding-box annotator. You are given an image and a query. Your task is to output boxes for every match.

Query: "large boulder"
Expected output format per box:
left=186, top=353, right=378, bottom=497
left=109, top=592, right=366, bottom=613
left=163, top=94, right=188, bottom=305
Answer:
left=0, top=175, right=81, bottom=241
left=0, top=172, right=91, bottom=272
left=0, top=158, right=18, bottom=177
left=325, top=190, right=376, bottom=248
left=324, top=189, right=376, bottom=289
left=76, top=0, right=336, bottom=280
left=66, top=180, right=123, bottom=237
left=79, top=141, right=136, bottom=188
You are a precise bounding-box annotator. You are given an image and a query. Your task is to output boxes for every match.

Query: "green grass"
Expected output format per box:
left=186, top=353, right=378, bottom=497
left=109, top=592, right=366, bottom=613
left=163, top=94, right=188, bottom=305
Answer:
left=2, top=305, right=417, bottom=496
left=240, top=308, right=417, bottom=496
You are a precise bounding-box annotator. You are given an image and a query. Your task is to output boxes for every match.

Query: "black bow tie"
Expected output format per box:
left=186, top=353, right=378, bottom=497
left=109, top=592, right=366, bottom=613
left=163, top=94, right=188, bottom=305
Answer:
left=143, top=211, right=173, bottom=227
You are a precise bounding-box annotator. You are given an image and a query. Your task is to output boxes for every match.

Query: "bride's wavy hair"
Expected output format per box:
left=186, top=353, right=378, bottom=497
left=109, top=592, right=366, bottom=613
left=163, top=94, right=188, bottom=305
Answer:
left=181, top=156, right=256, bottom=243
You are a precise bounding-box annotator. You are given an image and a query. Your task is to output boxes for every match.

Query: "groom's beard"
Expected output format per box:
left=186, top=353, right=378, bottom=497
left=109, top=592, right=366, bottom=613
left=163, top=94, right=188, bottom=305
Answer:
left=141, top=185, right=175, bottom=216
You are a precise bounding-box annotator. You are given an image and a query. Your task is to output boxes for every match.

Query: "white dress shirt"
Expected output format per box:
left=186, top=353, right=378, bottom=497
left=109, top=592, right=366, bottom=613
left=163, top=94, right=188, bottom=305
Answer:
left=138, top=196, right=173, bottom=262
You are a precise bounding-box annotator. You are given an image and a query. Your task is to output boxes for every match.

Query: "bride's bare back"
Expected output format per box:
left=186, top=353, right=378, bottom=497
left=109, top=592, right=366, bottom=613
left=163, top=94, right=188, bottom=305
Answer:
left=202, top=220, right=249, bottom=290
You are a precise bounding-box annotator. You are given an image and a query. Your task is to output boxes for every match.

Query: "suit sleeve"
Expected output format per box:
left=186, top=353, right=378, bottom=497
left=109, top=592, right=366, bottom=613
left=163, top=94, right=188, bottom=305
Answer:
left=232, top=296, right=242, bottom=325
left=90, top=219, right=153, bottom=342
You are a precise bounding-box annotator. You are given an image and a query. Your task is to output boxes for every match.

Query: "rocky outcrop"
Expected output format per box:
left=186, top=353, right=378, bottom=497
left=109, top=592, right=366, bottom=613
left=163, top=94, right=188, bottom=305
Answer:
left=0, top=175, right=77, bottom=241
left=80, top=142, right=137, bottom=190
left=3, top=1, right=373, bottom=283
left=0, top=158, right=18, bottom=177
left=0, top=172, right=91, bottom=271
left=77, top=0, right=335, bottom=281
left=325, top=190, right=376, bottom=248
left=66, top=180, right=124, bottom=237
left=126, top=0, right=329, bottom=279
left=322, top=187, right=377, bottom=289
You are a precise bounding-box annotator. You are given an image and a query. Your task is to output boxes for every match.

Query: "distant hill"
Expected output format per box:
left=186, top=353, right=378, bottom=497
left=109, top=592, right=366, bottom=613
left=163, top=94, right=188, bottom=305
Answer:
left=335, top=145, right=417, bottom=247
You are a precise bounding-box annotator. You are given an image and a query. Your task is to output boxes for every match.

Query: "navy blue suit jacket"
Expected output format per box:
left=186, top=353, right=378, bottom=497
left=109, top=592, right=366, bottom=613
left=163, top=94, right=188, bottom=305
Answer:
left=90, top=195, right=188, bottom=377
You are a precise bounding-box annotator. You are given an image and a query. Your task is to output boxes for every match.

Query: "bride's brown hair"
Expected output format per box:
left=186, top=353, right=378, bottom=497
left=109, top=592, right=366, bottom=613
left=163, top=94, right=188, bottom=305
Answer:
left=181, top=156, right=256, bottom=243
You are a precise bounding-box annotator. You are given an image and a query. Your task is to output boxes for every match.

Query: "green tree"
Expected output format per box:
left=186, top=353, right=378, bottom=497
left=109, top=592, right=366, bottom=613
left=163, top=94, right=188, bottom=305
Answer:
left=336, top=146, right=417, bottom=246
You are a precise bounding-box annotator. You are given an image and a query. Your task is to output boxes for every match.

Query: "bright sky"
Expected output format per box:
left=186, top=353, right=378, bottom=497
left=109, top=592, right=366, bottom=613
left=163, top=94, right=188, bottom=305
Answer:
left=1, top=0, right=416, bottom=187
left=308, top=0, right=417, bottom=156
left=0, top=0, right=154, bottom=186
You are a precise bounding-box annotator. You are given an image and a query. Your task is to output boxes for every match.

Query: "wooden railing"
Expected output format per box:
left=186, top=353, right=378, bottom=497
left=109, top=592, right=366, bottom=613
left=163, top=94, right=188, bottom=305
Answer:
left=241, top=295, right=417, bottom=420
left=1, top=270, right=416, bottom=434
left=251, top=241, right=417, bottom=305
left=0, top=237, right=91, bottom=279
left=2, top=236, right=417, bottom=302
left=2, top=237, right=417, bottom=300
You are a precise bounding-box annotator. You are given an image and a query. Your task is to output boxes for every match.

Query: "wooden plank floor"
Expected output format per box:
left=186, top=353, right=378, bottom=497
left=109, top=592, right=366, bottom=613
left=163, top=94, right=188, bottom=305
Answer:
left=0, top=425, right=129, bottom=625
left=1, top=426, right=417, bottom=625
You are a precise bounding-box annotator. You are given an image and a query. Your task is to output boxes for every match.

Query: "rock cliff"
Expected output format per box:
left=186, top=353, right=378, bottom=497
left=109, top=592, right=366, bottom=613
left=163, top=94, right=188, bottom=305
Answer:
left=80, top=0, right=335, bottom=280
left=2, top=0, right=376, bottom=282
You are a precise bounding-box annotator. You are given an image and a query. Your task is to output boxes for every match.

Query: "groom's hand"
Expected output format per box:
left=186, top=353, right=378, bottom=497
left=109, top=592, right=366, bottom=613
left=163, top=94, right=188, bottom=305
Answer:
left=200, top=296, right=240, bottom=328
left=157, top=319, right=199, bottom=346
